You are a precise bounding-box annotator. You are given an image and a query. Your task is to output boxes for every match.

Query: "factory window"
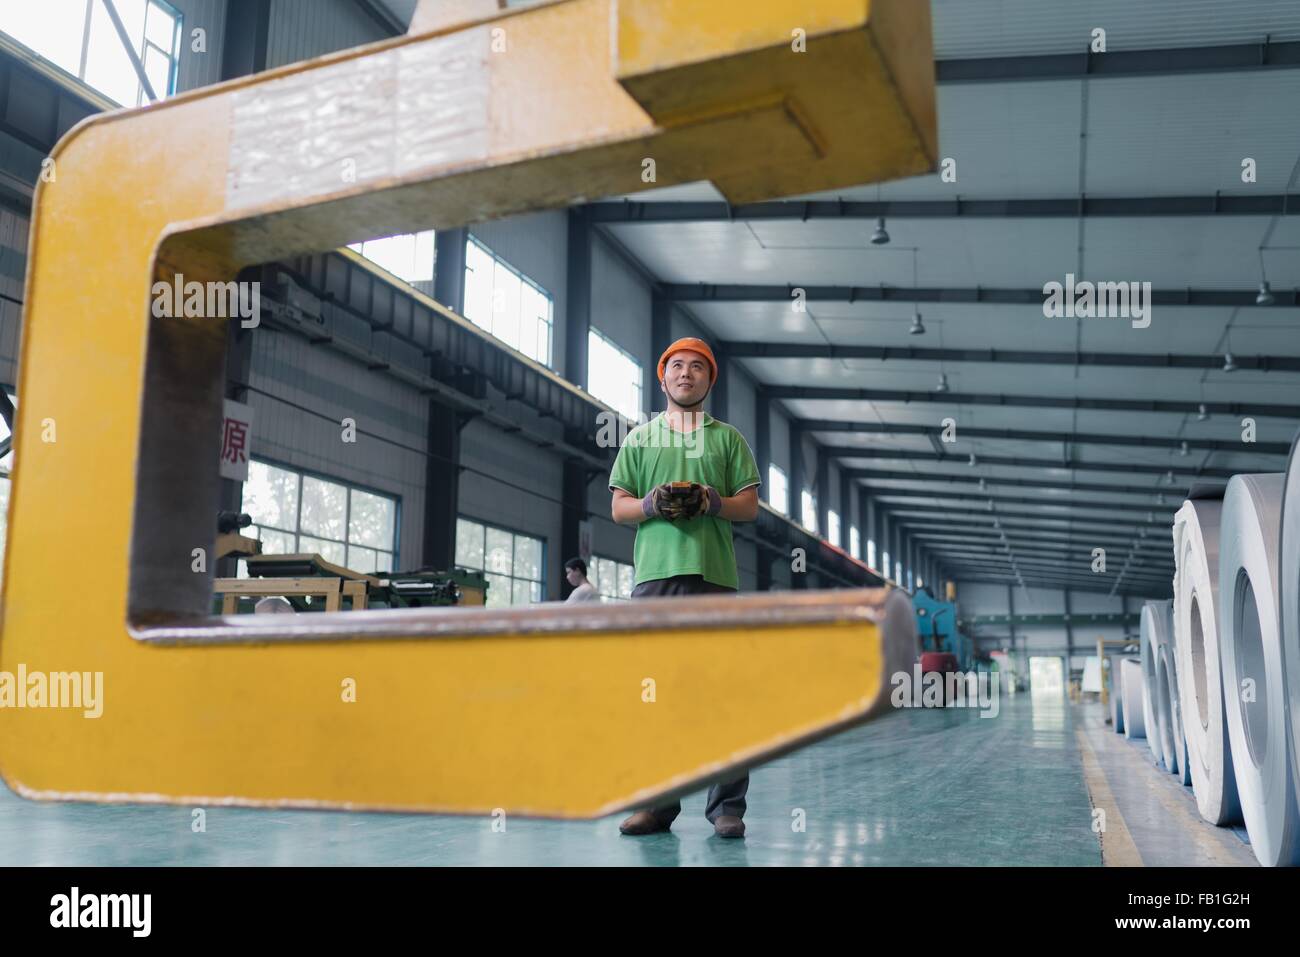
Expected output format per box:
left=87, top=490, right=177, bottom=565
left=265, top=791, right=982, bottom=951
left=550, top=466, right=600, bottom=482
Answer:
left=896, top=561, right=903, bottom=584
left=241, top=460, right=398, bottom=575
left=882, top=551, right=890, bottom=580
left=348, top=231, right=435, bottom=284
left=827, top=509, right=841, bottom=548
left=800, top=490, right=817, bottom=534
left=767, top=465, right=788, bottom=515
left=0, top=391, right=13, bottom=576
left=454, top=517, right=545, bottom=607
left=590, top=556, right=634, bottom=601
left=849, top=526, right=860, bottom=560
left=587, top=328, right=643, bottom=422
left=867, top=539, right=876, bottom=570
left=1, top=0, right=182, bottom=107
left=463, top=237, right=553, bottom=367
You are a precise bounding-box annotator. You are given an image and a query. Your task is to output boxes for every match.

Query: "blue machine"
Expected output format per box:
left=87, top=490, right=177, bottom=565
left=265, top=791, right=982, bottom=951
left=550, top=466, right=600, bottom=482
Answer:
left=912, top=588, right=972, bottom=671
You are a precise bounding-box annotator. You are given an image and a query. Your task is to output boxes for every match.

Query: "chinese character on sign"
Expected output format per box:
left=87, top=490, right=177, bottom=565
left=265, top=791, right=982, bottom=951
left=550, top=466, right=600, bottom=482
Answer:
left=219, top=399, right=254, bottom=481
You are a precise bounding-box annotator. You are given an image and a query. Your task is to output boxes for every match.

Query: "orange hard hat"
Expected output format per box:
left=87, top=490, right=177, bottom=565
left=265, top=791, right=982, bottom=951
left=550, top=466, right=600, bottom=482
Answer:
left=657, top=337, right=718, bottom=383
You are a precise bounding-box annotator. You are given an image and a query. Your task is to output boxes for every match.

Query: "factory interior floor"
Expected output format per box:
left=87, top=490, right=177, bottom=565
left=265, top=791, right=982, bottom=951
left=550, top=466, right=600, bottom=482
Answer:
left=0, top=690, right=1256, bottom=866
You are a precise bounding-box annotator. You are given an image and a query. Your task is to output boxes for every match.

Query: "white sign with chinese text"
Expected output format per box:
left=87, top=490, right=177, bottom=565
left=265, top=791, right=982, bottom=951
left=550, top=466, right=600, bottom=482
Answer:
left=220, top=399, right=254, bottom=481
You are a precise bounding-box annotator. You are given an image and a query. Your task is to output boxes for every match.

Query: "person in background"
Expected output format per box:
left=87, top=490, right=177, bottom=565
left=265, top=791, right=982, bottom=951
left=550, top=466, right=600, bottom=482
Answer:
left=563, top=557, right=601, bottom=603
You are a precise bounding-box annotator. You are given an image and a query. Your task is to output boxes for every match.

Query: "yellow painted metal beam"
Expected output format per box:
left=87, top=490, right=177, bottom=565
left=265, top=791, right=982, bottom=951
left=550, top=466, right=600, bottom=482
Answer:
left=0, top=0, right=934, bottom=815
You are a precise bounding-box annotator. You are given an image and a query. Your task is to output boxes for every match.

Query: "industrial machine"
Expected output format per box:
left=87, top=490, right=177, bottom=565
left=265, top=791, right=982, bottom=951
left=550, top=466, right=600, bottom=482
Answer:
left=913, top=586, right=973, bottom=673
left=214, top=553, right=489, bottom=613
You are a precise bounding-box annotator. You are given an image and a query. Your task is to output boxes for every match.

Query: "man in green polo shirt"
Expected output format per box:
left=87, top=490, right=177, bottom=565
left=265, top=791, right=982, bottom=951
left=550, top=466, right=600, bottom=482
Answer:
left=608, top=337, right=761, bottom=839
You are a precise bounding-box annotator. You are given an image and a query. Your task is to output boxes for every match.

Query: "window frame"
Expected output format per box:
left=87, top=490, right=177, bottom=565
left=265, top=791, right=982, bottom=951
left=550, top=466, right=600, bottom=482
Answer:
left=348, top=230, right=436, bottom=284
left=0, top=387, right=13, bottom=576
left=767, top=464, right=788, bottom=516
left=586, top=327, right=644, bottom=422
left=455, top=515, right=548, bottom=606
left=2, top=0, right=186, bottom=106
left=241, top=457, right=402, bottom=573
left=800, top=489, right=817, bottom=535
left=589, top=554, right=634, bottom=602
left=462, top=235, right=554, bottom=367
left=137, top=0, right=182, bottom=106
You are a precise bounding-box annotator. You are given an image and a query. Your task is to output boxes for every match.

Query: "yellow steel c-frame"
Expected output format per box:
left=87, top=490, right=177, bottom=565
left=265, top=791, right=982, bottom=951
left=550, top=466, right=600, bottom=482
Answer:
left=0, top=0, right=934, bottom=816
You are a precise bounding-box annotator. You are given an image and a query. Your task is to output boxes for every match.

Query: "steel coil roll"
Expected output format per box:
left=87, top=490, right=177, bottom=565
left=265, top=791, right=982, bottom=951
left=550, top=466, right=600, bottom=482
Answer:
left=1173, top=498, right=1239, bottom=822
left=1218, top=473, right=1300, bottom=866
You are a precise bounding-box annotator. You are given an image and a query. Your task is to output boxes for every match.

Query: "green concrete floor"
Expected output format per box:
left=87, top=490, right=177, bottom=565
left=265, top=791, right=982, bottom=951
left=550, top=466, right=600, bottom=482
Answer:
left=1, top=691, right=1108, bottom=866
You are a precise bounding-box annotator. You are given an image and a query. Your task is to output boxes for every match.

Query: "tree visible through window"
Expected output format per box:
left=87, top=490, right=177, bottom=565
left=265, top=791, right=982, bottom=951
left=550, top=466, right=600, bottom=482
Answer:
left=455, top=517, right=545, bottom=607
left=590, top=555, right=634, bottom=601
left=242, top=460, right=398, bottom=575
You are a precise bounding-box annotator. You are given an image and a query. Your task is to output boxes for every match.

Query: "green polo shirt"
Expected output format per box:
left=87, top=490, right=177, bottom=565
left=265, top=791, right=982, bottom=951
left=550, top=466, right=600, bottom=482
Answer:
left=608, top=413, right=761, bottom=589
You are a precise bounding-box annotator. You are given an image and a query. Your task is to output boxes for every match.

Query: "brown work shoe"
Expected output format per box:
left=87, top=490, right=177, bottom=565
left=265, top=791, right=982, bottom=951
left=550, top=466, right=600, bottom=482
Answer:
left=619, top=810, right=670, bottom=835
left=713, top=815, right=746, bottom=838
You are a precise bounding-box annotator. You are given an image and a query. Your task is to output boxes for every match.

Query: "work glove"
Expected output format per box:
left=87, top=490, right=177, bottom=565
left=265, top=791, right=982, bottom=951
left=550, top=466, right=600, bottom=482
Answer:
left=642, top=482, right=719, bottom=521
left=642, top=483, right=684, bottom=520
left=678, top=483, right=722, bottom=518
left=642, top=482, right=722, bottom=521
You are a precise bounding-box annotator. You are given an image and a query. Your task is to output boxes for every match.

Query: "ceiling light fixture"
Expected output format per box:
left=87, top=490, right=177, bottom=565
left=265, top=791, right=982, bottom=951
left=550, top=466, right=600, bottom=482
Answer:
left=1223, top=352, right=1237, bottom=373
left=870, top=184, right=889, bottom=245
left=1256, top=246, right=1275, bottom=306
left=935, top=373, right=949, bottom=393
left=1178, top=440, right=1189, bottom=456
left=909, top=310, right=925, bottom=335
left=1197, top=403, right=1210, bottom=421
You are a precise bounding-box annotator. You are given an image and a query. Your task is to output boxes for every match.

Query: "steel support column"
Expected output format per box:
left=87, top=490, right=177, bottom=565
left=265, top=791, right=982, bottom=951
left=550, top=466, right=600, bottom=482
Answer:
left=565, top=207, right=593, bottom=390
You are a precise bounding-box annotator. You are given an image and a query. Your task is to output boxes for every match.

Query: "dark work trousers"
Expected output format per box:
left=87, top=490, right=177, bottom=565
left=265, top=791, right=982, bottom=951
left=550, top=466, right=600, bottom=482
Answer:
left=629, top=574, right=749, bottom=825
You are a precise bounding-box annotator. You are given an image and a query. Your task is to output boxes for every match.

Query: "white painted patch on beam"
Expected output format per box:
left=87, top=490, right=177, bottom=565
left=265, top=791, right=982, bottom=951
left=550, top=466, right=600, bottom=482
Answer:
left=225, top=30, right=490, bottom=212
